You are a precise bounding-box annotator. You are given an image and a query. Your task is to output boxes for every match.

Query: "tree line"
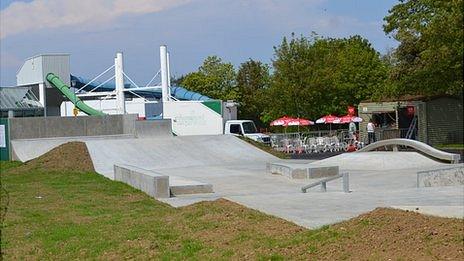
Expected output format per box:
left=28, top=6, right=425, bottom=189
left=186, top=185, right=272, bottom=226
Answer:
left=175, top=0, right=463, bottom=127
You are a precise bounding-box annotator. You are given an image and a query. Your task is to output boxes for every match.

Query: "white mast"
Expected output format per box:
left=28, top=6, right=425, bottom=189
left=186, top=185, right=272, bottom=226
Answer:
left=160, top=45, right=170, bottom=102
left=167, top=51, right=172, bottom=97
left=115, top=52, right=125, bottom=114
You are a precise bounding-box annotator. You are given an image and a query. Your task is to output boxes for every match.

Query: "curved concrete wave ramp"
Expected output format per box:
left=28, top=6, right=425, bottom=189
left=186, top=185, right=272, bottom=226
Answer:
left=307, top=151, right=450, bottom=171
left=358, top=138, right=460, bottom=163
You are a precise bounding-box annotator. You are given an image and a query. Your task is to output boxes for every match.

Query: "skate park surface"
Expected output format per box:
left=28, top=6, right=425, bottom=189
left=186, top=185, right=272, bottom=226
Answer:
left=12, top=133, right=463, bottom=229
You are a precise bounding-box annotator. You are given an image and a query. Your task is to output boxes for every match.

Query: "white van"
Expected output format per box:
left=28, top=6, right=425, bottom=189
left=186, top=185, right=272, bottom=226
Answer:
left=224, top=120, right=270, bottom=145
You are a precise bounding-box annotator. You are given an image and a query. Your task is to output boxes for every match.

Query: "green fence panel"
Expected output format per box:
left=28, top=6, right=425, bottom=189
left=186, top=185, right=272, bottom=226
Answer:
left=0, top=118, right=10, bottom=161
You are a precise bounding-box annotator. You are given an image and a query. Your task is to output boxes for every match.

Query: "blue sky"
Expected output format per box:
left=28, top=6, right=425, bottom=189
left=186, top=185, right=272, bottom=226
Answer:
left=0, top=0, right=398, bottom=86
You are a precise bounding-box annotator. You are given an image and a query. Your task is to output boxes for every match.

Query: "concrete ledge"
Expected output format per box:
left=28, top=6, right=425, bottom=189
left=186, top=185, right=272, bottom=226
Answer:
left=268, top=162, right=306, bottom=179
left=114, top=164, right=170, bottom=198
left=169, top=176, right=213, bottom=196
left=417, top=164, right=464, bottom=187
left=268, top=162, right=338, bottom=179
left=308, top=166, right=339, bottom=179
left=113, top=164, right=214, bottom=198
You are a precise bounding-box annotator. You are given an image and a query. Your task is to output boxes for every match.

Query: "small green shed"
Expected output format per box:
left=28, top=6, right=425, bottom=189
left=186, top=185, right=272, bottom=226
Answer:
left=358, top=95, right=463, bottom=146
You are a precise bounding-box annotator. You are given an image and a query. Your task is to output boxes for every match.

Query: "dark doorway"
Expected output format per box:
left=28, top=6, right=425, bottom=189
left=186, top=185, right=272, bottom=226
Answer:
left=398, top=107, right=418, bottom=139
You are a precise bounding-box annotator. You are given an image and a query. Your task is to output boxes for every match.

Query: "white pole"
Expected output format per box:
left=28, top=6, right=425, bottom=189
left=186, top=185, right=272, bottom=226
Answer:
left=167, top=51, right=172, bottom=92
left=115, top=52, right=125, bottom=114
left=166, top=52, right=171, bottom=87
left=167, top=51, right=172, bottom=99
left=39, top=83, right=47, bottom=116
left=160, top=45, right=169, bottom=102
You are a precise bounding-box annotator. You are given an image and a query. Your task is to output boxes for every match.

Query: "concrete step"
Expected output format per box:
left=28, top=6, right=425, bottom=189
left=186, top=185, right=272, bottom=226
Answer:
left=114, top=164, right=214, bottom=198
left=169, top=176, right=213, bottom=196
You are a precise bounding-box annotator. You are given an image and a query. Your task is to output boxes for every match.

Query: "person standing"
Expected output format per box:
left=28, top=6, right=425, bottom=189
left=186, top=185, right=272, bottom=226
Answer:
left=367, top=120, right=376, bottom=144
left=349, top=121, right=357, bottom=139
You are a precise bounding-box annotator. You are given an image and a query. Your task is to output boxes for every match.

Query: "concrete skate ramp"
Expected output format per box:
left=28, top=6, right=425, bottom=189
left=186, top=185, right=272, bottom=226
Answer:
left=85, top=135, right=278, bottom=178
left=134, top=120, right=172, bottom=138
left=10, top=134, right=134, bottom=162
left=307, top=151, right=449, bottom=171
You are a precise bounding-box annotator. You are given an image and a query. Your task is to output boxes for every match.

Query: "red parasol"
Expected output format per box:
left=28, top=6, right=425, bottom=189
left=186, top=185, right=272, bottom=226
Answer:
left=334, top=115, right=354, bottom=124
left=270, top=116, right=295, bottom=126
left=315, top=114, right=340, bottom=124
left=287, top=118, right=314, bottom=126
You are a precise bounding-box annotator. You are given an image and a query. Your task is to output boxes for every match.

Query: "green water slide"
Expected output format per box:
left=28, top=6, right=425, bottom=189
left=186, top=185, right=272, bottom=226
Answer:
left=46, top=73, right=106, bottom=116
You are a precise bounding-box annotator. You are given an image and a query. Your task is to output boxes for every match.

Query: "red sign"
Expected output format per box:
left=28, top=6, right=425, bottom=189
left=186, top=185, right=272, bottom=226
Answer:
left=407, top=106, right=415, bottom=116
left=347, top=106, right=355, bottom=116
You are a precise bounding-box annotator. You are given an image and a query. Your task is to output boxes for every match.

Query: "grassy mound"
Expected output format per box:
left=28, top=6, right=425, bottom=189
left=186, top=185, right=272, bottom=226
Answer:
left=15, top=142, right=94, bottom=173
left=238, top=136, right=291, bottom=159
left=1, top=161, right=462, bottom=259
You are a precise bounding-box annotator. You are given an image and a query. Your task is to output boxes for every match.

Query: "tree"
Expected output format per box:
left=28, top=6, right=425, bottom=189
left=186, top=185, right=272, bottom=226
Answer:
left=180, top=56, right=238, bottom=101
left=236, top=59, right=270, bottom=126
left=263, top=34, right=387, bottom=124
left=383, top=0, right=463, bottom=96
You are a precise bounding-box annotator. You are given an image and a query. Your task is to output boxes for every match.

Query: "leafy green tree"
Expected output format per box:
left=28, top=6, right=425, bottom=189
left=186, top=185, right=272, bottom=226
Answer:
left=181, top=56, right=238, bottom=101
left=263, top=34, right=387, bottom=124
left=236, top=59, right=270, bottom=126
left=383, top=0, right=463, bottom=96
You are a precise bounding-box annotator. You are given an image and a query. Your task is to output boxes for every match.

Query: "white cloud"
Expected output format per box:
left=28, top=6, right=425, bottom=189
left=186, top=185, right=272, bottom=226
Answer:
left=0, top=0, right=191, bottom=39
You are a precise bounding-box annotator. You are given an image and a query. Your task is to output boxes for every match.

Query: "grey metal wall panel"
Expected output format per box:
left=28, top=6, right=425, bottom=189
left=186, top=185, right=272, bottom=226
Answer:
left=16, top=56, right=43, bottom=86
left=16, top=54, right=70, bottom=87
left=42, top=55, right=70, bottom=88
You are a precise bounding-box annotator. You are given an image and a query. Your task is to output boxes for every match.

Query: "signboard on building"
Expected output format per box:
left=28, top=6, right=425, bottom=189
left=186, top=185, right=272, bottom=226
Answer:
left=0, top=125, right=5, bottom=148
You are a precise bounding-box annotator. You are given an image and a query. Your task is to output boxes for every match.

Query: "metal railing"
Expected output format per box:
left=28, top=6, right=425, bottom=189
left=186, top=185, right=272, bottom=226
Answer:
left=362, top=128, right=418, bottom=144
left=270, top=129, right=365, bottom=154
left=301, top=172, right=350, bottom=193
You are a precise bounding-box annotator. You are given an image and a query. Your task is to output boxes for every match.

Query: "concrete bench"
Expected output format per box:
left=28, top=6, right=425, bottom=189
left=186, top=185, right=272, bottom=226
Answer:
left=114, top=164, right=170, bottom=198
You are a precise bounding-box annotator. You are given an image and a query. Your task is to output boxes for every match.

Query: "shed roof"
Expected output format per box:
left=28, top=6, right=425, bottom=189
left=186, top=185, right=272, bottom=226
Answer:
left=0, top=87, right=43, bottom=110
left=361, top=94, right=461, bottom=103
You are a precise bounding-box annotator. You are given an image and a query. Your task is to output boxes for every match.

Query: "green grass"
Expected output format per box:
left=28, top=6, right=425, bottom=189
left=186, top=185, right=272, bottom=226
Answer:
left=434, top=143, right=464, bottom=149
left=1, top=161, right=462, bottom=259
left=0, top=162, right=329, bottom=259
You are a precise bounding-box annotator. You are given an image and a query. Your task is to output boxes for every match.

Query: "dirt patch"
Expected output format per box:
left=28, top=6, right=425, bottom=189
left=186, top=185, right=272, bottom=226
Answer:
left=14, top=142, right=94, bottom=173
left=313, top=207, right=464, bottom=260
left=178, top=199, right=464, bottom=260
